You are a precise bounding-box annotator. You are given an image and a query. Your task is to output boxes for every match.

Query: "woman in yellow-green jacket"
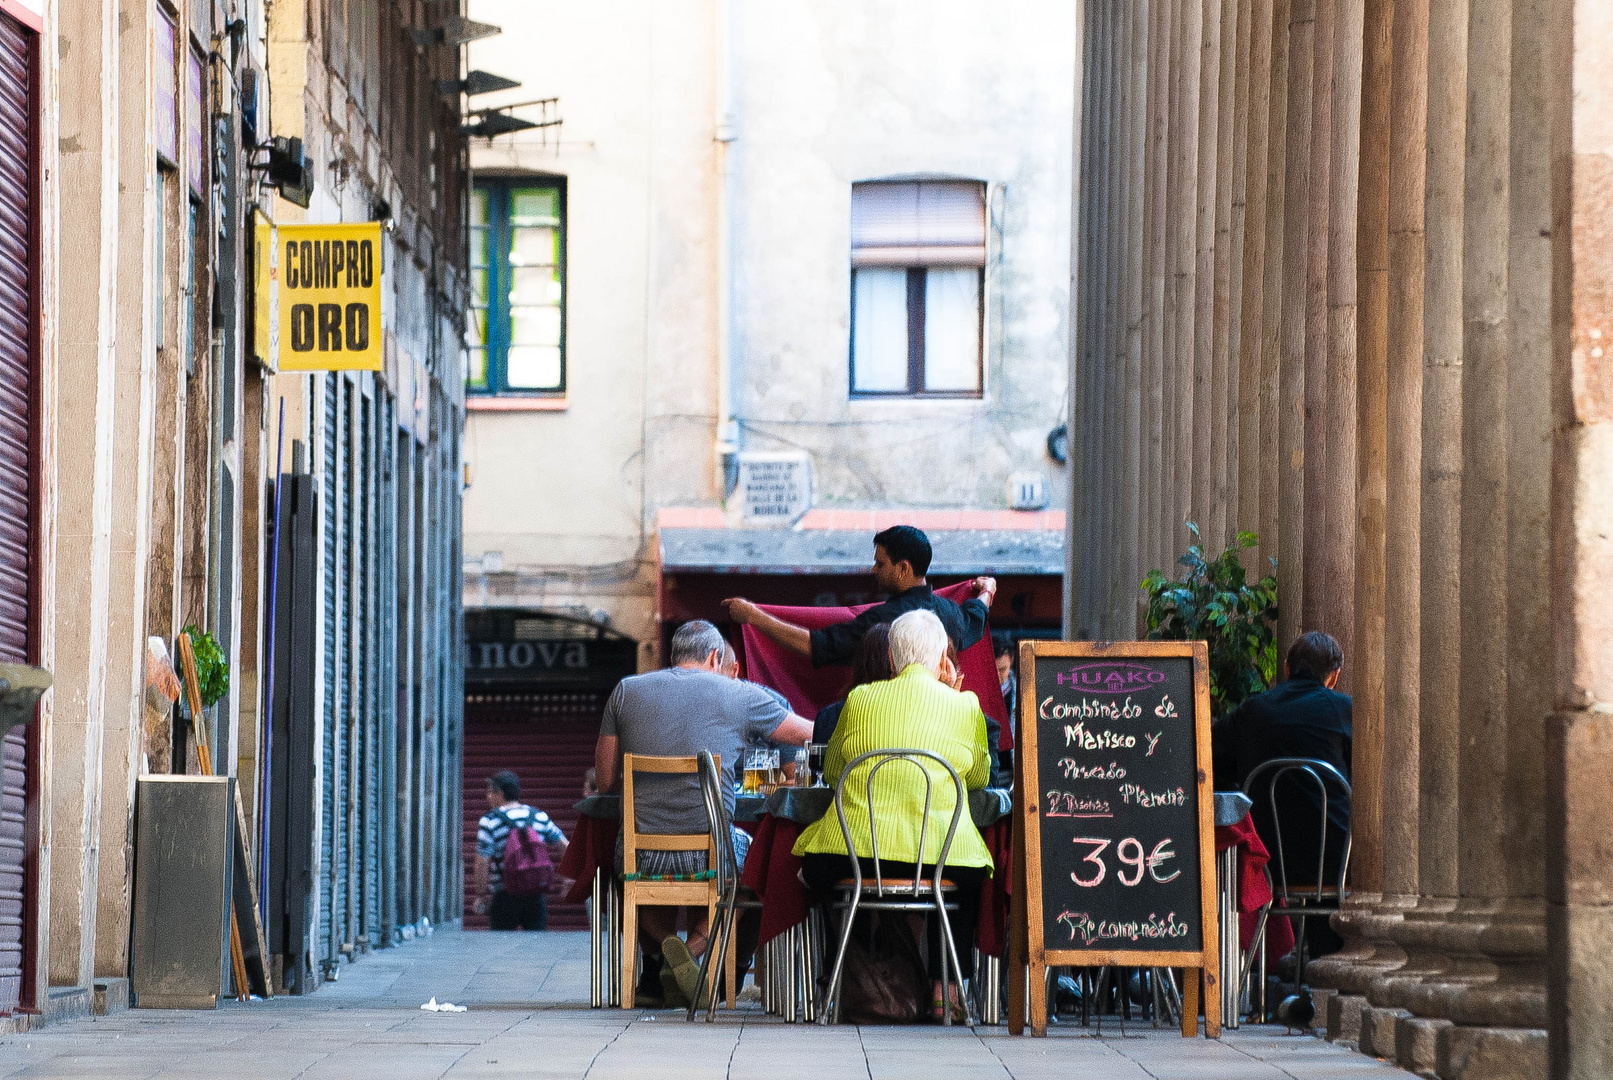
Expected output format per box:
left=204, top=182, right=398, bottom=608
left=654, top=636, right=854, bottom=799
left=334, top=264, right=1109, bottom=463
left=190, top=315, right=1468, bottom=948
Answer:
left=793, top=608, right=992, bottom=1020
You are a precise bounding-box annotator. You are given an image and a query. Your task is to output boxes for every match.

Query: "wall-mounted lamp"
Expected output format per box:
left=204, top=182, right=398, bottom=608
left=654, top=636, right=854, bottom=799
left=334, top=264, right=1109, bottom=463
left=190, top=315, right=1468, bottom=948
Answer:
left=410, top=15, right=500, bottom=48
left=439, top=70, right=521, bottom=97
left=267, top=137, right=314, bottom=208
left=371, top=198, right=396, bottom=233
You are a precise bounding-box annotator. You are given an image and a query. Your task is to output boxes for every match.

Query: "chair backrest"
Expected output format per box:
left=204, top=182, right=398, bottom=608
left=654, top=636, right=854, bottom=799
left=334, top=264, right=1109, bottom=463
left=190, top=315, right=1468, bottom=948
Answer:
left=695, top=750, right=737, bottom=892
left=1241, top=757, right=1352, bottom=905
left=830, top=748, right=965, bottom=897
left=621, top=753, right=713, bottom=875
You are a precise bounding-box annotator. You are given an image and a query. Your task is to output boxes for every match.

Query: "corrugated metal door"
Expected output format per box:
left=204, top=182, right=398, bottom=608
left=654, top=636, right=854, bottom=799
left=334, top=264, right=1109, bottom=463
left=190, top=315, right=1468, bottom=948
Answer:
left=0, top=12, right=33, bottom=1014
left=360, top=393, right=379, bottom=947
left=336, top=380, right=353, bottom=956
left=461, top=692, right=602, bottom=932
left=319, top=373, right=337, bottom=966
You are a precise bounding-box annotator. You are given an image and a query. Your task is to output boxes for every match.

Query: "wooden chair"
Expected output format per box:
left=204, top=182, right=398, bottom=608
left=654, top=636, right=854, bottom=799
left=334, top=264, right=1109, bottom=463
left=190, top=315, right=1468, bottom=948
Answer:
left=620, top=753, right=721, bottom=1009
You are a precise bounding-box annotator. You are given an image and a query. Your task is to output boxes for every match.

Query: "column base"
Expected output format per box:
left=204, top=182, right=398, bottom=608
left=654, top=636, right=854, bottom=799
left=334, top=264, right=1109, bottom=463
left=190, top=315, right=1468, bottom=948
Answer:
left=1358, top=1005, right=1412, bottom=1058
left=1435, top=1025, right=1547, bottom=1080
left=1395, top=1015, right=1454, bottom=1078
left=1325, top=992, right=1367, bottom=1045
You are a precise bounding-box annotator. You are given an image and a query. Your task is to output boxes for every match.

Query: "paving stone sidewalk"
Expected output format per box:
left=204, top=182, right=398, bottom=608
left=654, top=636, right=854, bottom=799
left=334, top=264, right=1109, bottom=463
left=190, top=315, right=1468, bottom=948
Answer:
left=0, top=930, right=1417, bottom=1079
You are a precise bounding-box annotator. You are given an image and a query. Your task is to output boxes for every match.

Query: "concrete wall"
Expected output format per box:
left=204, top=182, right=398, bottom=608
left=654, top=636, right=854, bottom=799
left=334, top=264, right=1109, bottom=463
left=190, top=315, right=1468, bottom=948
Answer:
left=461, top=0, right=1075, bottom=655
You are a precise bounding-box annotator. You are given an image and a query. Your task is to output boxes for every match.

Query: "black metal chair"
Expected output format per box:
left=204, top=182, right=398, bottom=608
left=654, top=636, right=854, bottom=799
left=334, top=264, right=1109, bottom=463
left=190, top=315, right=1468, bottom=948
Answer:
left=1240, top=757, right=1353, bottom=1000
left=818, top=748, right=972, bottom=1026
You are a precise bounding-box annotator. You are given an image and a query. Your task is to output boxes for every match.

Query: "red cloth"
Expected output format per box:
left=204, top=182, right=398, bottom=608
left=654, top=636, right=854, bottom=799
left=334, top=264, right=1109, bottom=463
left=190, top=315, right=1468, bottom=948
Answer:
left=559, top=813, right=620, bottom=905
left=739, top=581, right=1012, bottom=749
left=742, top=812, right=1011, bottom=954
left=738, top=815, right=810, bottom=948
left=1214, top=814, right=1294, bottom=961
left=975, top=818, right=1013, bottom=957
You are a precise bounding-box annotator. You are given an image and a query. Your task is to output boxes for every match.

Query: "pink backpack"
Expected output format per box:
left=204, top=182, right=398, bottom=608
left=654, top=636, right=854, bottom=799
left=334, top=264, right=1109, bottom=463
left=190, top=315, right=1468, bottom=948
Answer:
left=497, top=810, right=556, bottom=897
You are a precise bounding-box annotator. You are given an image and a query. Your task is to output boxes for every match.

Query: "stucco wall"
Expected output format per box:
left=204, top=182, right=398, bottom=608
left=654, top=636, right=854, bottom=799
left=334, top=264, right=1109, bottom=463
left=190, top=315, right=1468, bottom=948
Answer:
left=462, top=1, right=1074, bottom=650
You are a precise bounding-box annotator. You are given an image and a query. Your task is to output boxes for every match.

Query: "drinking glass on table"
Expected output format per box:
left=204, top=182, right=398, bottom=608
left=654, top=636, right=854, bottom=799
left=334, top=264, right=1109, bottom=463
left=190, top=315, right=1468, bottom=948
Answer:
left=742, top=749, right=764, bottom=793
left=807, top=743, right=827, bottom=786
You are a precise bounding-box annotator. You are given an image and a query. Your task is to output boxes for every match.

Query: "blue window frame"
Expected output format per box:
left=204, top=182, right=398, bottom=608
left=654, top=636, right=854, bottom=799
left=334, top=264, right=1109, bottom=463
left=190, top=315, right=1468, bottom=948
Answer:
left=467, top=179, right=566, bottom=395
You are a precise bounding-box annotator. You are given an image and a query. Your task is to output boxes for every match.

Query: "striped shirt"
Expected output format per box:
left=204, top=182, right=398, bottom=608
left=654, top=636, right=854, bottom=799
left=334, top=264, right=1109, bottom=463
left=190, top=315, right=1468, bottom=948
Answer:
left=793, top=664, right=992, bottom=869
left=476, top=803, right=565, bottom=891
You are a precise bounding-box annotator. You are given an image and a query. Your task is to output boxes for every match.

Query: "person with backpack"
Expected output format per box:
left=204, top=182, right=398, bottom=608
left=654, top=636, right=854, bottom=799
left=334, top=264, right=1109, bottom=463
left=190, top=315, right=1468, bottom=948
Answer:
left=473, top=770, right=569, bottom=931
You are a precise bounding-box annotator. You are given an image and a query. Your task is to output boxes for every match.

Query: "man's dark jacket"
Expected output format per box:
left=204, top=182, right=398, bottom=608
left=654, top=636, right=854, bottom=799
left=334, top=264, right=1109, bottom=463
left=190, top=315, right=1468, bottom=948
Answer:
left=1212, top=676, right=1352, bottom=887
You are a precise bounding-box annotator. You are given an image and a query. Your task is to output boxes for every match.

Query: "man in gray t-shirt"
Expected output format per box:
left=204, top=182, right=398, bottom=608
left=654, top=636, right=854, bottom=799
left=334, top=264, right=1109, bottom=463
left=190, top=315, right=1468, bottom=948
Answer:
left=594, top=619, right=813, bottom=1005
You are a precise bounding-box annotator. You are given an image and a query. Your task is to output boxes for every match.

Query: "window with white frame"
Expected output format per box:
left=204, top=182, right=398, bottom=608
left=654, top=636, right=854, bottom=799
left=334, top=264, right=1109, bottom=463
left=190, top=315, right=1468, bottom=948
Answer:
left=849, top=180, right=986, bottom=397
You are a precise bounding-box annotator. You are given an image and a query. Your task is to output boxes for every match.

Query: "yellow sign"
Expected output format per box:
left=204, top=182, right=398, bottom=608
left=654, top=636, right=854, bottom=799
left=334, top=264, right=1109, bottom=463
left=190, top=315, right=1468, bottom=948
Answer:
left=264, top=222, right=384, bottom=372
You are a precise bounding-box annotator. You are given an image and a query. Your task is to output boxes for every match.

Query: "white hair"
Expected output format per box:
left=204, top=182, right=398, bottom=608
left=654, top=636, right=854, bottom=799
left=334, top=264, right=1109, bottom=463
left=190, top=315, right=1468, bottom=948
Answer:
left=888, top=609, right=948, bottom=674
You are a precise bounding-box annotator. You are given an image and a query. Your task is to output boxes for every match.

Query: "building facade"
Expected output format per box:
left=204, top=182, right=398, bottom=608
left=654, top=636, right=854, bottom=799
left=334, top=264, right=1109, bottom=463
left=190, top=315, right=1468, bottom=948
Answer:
left=0, top=0, right=468, bottom=1020
left=1070, top=0, right=1613, bottom=1075
left=455, top=3, right=1076, bottom=843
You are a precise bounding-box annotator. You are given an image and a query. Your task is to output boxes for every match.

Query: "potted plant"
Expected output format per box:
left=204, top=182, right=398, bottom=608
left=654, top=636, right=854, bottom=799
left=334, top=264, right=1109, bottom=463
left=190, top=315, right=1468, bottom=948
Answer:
left=1140, top=524, right=1278, bottom=718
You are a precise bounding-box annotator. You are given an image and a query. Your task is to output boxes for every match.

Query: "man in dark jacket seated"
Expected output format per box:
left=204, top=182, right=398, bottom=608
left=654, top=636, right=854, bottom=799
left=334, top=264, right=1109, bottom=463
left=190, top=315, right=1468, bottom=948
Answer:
left=1213, top=631, right=1352, bottom=959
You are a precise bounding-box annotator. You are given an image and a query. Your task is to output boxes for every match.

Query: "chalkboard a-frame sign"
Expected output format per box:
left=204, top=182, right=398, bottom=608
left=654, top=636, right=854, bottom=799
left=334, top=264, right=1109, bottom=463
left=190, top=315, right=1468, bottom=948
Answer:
left=1006, top=641, right=1220, bottom=1038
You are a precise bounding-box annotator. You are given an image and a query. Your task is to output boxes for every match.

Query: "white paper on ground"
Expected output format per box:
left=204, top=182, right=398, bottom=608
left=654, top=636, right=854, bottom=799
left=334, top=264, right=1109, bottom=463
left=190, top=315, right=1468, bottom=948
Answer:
left=420, top=997, right=468, bottom=1012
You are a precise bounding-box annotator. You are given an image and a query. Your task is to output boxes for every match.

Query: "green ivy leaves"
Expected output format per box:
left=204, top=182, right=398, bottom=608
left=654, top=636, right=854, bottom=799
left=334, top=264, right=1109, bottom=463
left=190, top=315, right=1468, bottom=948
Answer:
left=1141, top=524, right=1279, bottom=719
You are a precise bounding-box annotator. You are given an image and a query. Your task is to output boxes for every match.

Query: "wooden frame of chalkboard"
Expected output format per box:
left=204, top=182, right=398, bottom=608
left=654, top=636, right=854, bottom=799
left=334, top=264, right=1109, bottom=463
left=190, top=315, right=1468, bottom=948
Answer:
left=1006, top=640, right=1220, bottom=1038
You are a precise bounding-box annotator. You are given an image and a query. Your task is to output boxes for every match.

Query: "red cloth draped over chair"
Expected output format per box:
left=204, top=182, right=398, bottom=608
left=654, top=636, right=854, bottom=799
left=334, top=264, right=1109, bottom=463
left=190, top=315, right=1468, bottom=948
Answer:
left=1214, top=811, right=1294, bottom=962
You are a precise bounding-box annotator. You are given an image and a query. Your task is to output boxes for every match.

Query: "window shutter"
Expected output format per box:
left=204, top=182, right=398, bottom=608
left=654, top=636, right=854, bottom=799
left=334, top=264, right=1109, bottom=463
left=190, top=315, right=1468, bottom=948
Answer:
left=851, top=181, right=986, bottom=267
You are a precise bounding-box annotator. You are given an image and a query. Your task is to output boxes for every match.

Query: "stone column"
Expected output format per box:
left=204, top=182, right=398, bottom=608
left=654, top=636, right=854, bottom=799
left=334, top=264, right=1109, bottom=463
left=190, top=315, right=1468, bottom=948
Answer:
left=1191, top=0, right=1221, bottom=538
left=1370, top=0, right=1471, bottom=1069
left=1174, top=0, right=1203, bottom=566
left=1545, top=8, right=1613, bottom=1077
left=1357, top=0, right=1430, bottom=1053
left=1431, top=0, right=1549, bottom=1071
left=1071, top=0, right=1101, bottom=638
left=1314, top=0, right=1395, bottom=1045
left=1236, top=0, right=1274, bottom=561
left=1300, top=0, right=1334, bottom=635
left=1435, top=0, right=1553, bottom=1069
left=1158, top=0, right=1183, bottom=580
left=1325, top=0, right=1363, bottom=726
left=1257, top=0, right=1290, bottom=575
left=49, top=0, right=120, bottom=992
left=1096, top=0, right=1122, bottom=638
left=1226, top=0, right=1254, bottom=547
left=1143, top=0, right=1172, bottom=585
left=1209, top=0, right=1239, bottom=549
left=1111, top=0, right=1147, bottom=637
left=1275, top=0, right=1315, bottom=653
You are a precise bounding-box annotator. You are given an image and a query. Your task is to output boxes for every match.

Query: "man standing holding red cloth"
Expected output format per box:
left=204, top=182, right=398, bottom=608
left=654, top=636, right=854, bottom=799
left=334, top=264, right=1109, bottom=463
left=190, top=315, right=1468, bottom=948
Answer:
left=722, top=525, right=1001, bottom=770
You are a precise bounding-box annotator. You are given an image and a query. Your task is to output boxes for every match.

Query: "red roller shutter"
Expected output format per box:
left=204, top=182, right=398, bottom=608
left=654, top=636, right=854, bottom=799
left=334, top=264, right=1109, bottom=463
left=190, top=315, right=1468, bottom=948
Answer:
left=462, top=692, right=603, bottom=931
left=0, top=11, right=36, bottom=1015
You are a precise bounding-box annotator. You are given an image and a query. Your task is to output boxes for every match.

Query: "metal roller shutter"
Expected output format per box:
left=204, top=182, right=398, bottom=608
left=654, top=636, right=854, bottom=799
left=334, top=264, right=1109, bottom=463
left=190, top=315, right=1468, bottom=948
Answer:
left=338, top=380, right=354, bottom=955
left=0, top=13, right=31, bottom=1013
left=461, top=692, right=603, bottom=932
left=360, top=393, right=378, bottom=947
left=319, top=373, right=336, bottom=966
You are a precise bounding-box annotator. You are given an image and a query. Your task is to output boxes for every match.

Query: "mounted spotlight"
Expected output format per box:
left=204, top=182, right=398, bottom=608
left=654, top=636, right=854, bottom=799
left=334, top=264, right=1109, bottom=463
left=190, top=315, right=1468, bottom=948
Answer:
left=411, top=15, right=500, bottom=47
left=463, top=112, right=540, bottom=139
left=439, top=70, right=522, bottom=97
left=253, top=135, right=313, bottom=208
left=462, top=97, right=563, bottom=142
